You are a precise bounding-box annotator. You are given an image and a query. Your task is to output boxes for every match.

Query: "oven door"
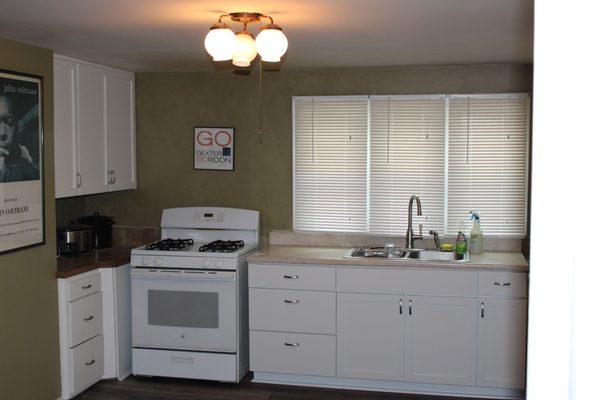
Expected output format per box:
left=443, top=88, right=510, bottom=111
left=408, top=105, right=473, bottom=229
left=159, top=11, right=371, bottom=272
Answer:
left=131, top=268, right=237, bottom=353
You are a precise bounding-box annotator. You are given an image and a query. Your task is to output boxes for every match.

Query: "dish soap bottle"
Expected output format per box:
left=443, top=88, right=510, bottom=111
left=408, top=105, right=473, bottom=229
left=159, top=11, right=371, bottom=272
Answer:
left=455, top=221, right=467, bottom=254
left=468, top=211, right=483, bottom=255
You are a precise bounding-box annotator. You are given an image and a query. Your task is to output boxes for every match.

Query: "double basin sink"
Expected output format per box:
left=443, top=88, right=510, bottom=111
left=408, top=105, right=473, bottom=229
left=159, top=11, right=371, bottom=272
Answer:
left=344, top=246, right=470, bottom=262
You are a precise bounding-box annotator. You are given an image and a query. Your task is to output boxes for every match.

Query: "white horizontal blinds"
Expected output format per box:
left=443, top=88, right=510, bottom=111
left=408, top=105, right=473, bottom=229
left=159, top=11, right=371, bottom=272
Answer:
left=448, top=96, right=529, bottom=236
left=370, top=97, right=446, bottom=234
left=294, top=98, right=368, bottom=232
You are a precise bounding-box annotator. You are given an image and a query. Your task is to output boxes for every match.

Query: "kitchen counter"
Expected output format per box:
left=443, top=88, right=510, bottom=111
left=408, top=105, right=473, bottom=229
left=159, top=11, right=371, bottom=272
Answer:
left=56, top=245, right=136, bottom=278
left=247, top=245, right=529, bottom=272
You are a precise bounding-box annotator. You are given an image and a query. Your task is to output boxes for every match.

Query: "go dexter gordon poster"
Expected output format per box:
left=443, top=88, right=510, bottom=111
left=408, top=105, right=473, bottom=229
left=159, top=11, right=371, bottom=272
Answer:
left=194, top=127, right=235, bottom=171
left=0, top=69, right=45, bottom=254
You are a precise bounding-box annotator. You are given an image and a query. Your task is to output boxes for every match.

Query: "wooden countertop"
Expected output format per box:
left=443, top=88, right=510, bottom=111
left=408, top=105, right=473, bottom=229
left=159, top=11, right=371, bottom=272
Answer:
left=56, top=245, right=136, bottom=278
left=247, top=245, right=529, bottom=272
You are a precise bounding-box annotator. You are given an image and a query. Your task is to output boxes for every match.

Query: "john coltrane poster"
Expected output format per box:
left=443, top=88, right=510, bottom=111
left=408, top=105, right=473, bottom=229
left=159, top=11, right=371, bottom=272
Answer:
left=194, top=127, right=235, bottom=171
left=0, top=70, right=44, bottom=254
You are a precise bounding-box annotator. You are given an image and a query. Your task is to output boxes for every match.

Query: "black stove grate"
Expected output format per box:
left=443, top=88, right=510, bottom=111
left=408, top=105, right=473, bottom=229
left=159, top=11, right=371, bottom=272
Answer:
left=145, top=238, right=194, bottom=251
left=198, top=240, right=245, bottom=253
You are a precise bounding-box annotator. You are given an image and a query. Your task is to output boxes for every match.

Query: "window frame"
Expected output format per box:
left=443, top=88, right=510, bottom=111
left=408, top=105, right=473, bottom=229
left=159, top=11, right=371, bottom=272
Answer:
left=292, top=93, right=531, bottom=238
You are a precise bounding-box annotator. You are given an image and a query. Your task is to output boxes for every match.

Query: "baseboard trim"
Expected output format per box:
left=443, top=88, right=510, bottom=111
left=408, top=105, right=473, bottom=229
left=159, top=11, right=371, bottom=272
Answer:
left=252, top=372, right=524, bottom=399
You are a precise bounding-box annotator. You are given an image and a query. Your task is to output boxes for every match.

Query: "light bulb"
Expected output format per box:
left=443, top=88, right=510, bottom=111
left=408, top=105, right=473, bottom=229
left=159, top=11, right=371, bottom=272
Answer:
left=232, top=31, right=257, bottom=67
left=256, top=24, right=288, bottom=62
left=204, top=23, right=236, bottom=61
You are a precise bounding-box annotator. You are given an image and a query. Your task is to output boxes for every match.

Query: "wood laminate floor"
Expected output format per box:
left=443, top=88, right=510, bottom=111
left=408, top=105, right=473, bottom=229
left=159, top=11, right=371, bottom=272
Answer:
left=78, top=375, right=487, bottom=400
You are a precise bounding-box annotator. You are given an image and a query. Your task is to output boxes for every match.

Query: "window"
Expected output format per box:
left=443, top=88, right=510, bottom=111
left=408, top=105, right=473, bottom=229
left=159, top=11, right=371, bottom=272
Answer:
left=293, top=94, right=530, bottom=237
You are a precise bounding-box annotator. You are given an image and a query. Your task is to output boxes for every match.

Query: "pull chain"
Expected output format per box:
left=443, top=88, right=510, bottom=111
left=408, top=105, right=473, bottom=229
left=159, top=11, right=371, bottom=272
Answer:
left=258, top=58, right=264, bottom=143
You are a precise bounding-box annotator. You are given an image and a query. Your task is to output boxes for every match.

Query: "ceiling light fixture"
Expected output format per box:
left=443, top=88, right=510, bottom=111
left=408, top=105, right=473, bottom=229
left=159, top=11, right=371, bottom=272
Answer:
left=204, top=12, right=288, bottom=66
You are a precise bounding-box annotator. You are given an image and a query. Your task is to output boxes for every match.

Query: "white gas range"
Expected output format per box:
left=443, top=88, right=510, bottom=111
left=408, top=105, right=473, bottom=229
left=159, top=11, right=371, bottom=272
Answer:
left=130, top=207, right=259, bottom=383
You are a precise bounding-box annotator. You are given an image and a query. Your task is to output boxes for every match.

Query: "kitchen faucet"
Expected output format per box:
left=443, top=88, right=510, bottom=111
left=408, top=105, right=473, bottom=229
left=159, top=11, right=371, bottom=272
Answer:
left=405, top=195, right=423, bottom=249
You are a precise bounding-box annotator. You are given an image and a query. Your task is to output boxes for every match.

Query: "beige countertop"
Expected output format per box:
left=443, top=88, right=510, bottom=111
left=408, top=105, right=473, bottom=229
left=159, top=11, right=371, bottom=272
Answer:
left=247, top=245, right=529, bottom=272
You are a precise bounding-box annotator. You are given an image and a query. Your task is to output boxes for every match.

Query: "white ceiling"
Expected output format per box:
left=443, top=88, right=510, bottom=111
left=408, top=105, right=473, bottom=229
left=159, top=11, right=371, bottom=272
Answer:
left=0, top=0, right=533, bottom=72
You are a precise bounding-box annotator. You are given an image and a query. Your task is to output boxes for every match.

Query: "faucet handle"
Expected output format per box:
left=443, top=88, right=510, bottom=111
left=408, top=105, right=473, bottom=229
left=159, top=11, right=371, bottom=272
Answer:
left=418, top=224, right=423, bottom=236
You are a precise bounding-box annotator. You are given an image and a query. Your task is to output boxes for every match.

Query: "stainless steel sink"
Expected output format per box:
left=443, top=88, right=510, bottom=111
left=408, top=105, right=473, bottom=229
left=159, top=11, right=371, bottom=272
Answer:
left=344, top=246, right=469, bottom=262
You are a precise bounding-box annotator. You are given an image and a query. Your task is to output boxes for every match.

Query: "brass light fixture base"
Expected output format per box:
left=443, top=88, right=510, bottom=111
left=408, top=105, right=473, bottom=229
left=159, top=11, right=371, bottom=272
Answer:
left=229, top=12, right=263, bottom=24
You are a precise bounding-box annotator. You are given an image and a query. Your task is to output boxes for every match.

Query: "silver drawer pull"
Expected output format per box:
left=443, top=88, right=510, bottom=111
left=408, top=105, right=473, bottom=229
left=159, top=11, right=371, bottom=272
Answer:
left=284, top=342, right=300, bottom=347
left=83, top=315, right=94, bottom=321
left=494, top=281, right=511, bottom=286
left=85, top=359, right=95, bottom=366
left=481, top=302, right=485, bottom=318
left=81, top=284, right=92, bottom=289
left=284, top=299, right=300, bottom=304
left=283, top=275, right=299, bottom=279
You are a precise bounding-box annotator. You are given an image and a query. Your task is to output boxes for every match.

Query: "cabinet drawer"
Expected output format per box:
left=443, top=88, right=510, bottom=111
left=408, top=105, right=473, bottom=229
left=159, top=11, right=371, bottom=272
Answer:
left=69, top=292, right=103, bottom=347
left=337, top=267, right=477, bottom=296
left=67, top=272, right=101, bottom=301
left=250, top=331, right=335, bottom=376
left=479, top=271, right=528, bottom=298
left=71, top=334, right=104, bottom=394
left=250, top=289, right=335, bottom=334
left=249, top=264, right=335, bottom=291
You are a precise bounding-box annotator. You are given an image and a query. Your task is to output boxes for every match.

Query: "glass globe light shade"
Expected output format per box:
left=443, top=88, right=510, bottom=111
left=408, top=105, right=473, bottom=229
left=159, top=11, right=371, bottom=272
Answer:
left=204, top=24, right=236, bottom=61
left=256, top=25, right=288, bottom=62
left=232, top=31, right=257, bottom=67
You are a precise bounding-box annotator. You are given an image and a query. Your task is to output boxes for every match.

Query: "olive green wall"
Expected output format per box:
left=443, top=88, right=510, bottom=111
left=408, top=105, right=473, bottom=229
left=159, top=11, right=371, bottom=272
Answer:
left=0, top=37, right=60, bottom=399
left=79, top=64, right=532, bottom=239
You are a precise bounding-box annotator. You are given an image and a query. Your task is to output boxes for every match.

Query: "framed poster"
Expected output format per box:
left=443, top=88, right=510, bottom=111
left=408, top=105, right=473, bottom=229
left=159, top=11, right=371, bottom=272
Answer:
left=0, top=69, right=45, bottom=255
left=194, top=127, right=235, bottom=171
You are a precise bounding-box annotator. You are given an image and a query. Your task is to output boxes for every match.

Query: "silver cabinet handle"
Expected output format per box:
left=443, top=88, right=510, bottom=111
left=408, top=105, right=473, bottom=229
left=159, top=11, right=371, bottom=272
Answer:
left=399, top=299, right=403, bottom=315
left=481, top=302, right=485, bottom=318
left=83, top=315, right=94, bottom=321
left=494, top=282, right=511, bottom=286
left=283, top=275, right=299, bottom=279
left=108, top=170, right=115, bottom=184
left=284, top=342, right=300, bottom=347
left=85, top=359, right=95, bottom=366
left=284, top=299, right=300, bottom=304
left=76, top=172, right=82, bottom=188
left=81, top=284, right=92, bottom=289
left=409, top=299, right=413, bottom=315
left=113, top=171, right=117, bottom=184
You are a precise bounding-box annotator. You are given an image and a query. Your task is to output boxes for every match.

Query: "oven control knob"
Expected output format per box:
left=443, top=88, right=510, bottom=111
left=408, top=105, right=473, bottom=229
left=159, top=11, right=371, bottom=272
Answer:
left=202, top=260, right=209, bottom=268
left=142, top=257, right=150, bottom=266
left=217, top=260, right=224, bottom=268
left=155, top=257, right=163, bottom=266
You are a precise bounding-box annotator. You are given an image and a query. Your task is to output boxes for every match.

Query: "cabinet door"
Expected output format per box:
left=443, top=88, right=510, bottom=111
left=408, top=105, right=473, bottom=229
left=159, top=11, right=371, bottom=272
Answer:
left=477, top=298, right=527, bottom=389
left=54, top=58, right=79, bottom=198
left=337, top=293, right=405, bottom=380
left=77, top=63, right=108, bottom=195
left=405, top=296, right=477, bottom=386
left=106, top=71, right=136, bottom=191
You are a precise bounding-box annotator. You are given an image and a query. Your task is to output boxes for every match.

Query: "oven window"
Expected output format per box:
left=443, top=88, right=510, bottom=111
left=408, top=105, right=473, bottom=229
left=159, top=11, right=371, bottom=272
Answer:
left=148, top=290, right=219, bottom=328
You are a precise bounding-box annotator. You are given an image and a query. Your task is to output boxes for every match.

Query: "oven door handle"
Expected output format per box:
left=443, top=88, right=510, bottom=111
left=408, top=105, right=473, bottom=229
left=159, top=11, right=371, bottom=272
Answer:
left=130, top=268, right=236, bottom=281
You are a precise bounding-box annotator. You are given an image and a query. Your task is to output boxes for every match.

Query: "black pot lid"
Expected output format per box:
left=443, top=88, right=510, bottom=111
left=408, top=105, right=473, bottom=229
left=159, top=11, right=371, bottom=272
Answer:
left=77, top=211, right=115, bottom=224
left=57, top=222, right=92, bottom=232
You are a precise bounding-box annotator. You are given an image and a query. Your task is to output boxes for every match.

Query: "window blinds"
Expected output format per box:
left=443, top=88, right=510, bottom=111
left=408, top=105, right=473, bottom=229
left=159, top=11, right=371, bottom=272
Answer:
left=294, top=98, right=368, bottom=232
left=370, top=97, right=446, bottom=234
left=448, top=96, right=529, bottom=236
left=293, top=94, right=529, bottom=237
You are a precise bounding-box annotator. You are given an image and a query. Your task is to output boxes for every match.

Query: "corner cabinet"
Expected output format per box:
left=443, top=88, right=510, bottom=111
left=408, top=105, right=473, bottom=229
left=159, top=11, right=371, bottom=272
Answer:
left=249, top=263, right=528, bottom=399
left=54, top=55, right=136, bottom=198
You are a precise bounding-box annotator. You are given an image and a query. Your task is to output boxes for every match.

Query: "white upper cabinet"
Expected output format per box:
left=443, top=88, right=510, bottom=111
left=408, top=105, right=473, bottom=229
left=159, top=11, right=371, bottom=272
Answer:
left=106, top=71, right=136, bottom=191
left=54, top=55, right=136, bottom=198
left=77, top=63, right=108, bottom=195
left=54, top=58, right=78, bottom=198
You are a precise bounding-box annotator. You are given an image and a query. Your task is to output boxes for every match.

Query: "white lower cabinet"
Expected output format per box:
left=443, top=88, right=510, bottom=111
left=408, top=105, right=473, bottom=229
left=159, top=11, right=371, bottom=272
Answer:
left=337, top=293, right=405, bottom=380
left=404, top=296, right=478, bottom=386
left=249, top=263, right=528, bottom=398
left=477, top=298, right=528, bottom=389
left=58, top=265, right=132, bottom=399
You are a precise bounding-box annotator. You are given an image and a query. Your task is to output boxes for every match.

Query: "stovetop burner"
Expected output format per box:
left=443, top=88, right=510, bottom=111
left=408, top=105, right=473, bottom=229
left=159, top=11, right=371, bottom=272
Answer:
left=145, top=238, right=194, bottom=251
left=198, top=240, right=245, bottom=253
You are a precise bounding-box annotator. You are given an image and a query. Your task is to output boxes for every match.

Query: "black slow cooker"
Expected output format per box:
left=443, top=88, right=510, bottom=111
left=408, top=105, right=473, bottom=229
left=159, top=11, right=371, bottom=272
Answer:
left=77, top=211, right=115, bottom=249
